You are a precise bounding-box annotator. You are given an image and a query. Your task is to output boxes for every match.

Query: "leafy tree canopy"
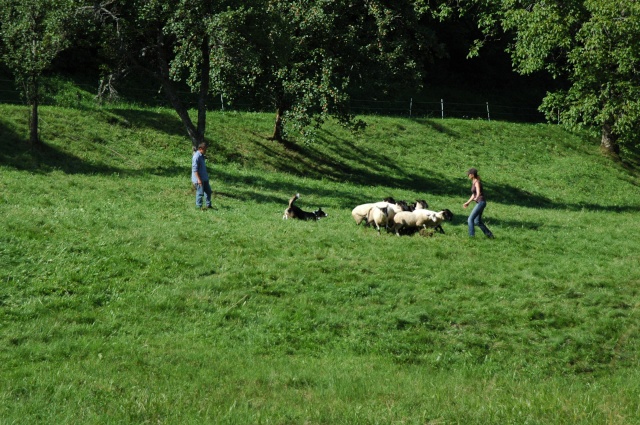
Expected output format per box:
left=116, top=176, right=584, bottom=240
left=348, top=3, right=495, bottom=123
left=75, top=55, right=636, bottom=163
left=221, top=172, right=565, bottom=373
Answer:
left=0, top=0, right=76, bottom=144
left=215, top=0, right=444, bottom=142
left=93, top=0, right=444, bottom=145
left=464, top=0, right=640, bottom=155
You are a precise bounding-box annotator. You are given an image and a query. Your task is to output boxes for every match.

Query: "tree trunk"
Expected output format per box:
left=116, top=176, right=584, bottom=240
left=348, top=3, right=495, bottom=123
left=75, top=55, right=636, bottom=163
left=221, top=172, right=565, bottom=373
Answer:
left=271, top=107, right=284, bottom=142
left=28, top=77, right=39, bottom=145
left=154, top=30, right=205, bottom=150
left=601, top=121, right=620, bottom=156
left=195, top=38, right=210, bottom=150
left=29, top=100, right=39, bottom=145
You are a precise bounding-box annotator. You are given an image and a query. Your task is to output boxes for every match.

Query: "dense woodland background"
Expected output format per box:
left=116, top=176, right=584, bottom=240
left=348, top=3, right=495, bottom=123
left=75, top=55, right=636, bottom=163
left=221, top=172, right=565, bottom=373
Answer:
left=0, top=13, right=553, bottom=116
left=1, top=1, right=638, bottom=158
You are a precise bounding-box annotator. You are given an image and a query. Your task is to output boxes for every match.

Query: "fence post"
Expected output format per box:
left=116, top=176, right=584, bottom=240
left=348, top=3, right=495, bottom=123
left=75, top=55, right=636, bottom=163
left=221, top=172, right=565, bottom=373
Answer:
left=441, top=99, right=444, bottom=119
left=486, top=102, right=490, bottom=121
left=221, top=94, right=224, bottom=111
left=409, top=98, right=413, bottom=117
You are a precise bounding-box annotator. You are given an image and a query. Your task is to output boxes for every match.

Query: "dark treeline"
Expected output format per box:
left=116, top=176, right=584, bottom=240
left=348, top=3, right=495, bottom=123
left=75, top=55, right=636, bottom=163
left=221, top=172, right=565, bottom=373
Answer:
left=40, top=15, right=553, bottom=114
left=1, top=1, right=638, bottom=158
left=0, top=18, right=552, bottom=125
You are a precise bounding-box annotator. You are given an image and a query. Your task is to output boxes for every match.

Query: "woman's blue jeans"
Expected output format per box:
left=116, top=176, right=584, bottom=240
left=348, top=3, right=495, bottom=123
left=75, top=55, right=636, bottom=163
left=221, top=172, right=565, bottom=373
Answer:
left=468, top=201, right=493, bottom=237
left=195, top=181, right=212, bottom=208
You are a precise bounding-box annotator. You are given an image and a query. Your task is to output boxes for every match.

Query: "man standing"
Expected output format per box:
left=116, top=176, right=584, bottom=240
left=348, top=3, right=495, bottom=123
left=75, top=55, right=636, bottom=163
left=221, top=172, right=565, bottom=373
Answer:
left=191, top=143, right=213, bottom=210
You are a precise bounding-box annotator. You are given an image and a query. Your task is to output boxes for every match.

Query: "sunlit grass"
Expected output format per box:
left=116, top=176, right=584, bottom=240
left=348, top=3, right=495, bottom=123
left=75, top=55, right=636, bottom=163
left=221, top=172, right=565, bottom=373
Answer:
left=1, top=103, right=639, bottom=424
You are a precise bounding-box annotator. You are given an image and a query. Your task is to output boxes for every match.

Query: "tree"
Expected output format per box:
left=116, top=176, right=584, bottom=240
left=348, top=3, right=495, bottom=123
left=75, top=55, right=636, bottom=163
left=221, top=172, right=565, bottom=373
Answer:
left=468, top=0, right=640, bottom=156
left=212, top=0, right=442, bottom=142
left=88, top=0, right=221, bottom=150
left=94, top=1, right=442, bottom=146
left=0, top=0, right=75, bottom=145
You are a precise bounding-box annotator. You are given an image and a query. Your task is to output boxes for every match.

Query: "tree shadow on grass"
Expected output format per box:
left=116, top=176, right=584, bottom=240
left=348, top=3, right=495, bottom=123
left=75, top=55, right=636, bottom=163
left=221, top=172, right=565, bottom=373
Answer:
left=215, top=126, right=640, bottom=213
left=2, top=116, right=638, bottom=214
left=106, top=108, right=187, bottom=138
left=251, top=129, right=460, bottom=198
left=238, top=128, right=562, bottom=210
left=621, top=143, right=640, bottom=177
left=0, top=123, right=119, bottom=175
left=413, top=118, right=461, bottom=137
left=0, top=110, right=188, bottom=176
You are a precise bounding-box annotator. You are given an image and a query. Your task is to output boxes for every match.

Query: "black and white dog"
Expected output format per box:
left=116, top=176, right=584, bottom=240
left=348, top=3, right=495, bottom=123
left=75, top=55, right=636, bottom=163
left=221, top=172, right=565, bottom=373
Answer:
left=283, top=193, right=328, bottom=220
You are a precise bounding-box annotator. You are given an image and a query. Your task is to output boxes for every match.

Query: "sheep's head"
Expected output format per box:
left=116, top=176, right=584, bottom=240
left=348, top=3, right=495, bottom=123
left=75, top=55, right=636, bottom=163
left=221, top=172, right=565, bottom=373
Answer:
left=441, top=209, right=453, bottom=221
left=396, top=200, right=410, bottom=211
left=415, top=200, right=428, bottom=210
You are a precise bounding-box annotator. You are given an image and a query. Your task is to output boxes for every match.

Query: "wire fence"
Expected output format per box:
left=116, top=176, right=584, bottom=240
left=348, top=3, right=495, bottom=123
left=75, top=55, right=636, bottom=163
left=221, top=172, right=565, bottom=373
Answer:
left=0, top=78, right=546, bottom=123
left=347, top=98, right=545, bottom=122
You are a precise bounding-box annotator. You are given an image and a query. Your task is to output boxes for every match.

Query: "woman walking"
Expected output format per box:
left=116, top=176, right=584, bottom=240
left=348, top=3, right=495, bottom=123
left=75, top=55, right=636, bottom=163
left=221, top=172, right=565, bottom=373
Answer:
left=463, top=168, right=494, bottom=238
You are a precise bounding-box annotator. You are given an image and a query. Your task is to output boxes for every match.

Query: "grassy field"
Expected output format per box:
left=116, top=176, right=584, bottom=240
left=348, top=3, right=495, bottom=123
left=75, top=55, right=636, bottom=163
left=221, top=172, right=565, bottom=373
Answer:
left=1, top=103, right=639, bottom=424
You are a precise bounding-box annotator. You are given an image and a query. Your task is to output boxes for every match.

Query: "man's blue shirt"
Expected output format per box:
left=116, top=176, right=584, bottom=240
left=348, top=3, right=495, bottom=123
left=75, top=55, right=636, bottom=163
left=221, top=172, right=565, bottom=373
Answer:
left=191, top=150, right=209, bottom=183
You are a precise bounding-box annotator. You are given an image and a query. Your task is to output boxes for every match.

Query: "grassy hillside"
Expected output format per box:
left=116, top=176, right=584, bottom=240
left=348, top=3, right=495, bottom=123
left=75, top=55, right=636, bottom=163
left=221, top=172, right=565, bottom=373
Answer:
left=1, top=104, right=639, bottom=424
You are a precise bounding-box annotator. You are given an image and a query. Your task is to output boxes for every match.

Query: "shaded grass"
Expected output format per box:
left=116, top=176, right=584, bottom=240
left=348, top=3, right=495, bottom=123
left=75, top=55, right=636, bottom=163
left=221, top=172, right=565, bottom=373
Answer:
left=1, top=103, right=639, bottom=424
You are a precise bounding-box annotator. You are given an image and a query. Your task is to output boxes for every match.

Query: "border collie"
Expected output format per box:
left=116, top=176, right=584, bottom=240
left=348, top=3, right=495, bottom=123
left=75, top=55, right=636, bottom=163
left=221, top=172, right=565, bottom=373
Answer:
left=283, top=193, right=328, bottom=220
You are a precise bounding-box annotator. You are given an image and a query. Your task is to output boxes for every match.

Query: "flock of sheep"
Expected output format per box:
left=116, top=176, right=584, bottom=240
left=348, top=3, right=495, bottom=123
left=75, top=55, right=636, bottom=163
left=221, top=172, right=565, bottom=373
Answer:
left=283, top=194, right=454, bottom=236
left=351, top=197, right=454, bottom=236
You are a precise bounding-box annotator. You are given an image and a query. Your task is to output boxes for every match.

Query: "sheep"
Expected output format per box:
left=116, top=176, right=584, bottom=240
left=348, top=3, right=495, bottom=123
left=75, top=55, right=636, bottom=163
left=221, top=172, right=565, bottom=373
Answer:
left=367, top=205, right=389, bottom=234
left=410, top=199, right=428, bottom=211
left=366, top=201, right=408, bottom=233
left=391, top=210, right=424, bottom=236
left=352, top=203, right=376, bottom=225
left=351, top=197, right=396, bottom=225
left=391, top=209, right=453, bottom=236
left=419, top=209, right=454, bottom=234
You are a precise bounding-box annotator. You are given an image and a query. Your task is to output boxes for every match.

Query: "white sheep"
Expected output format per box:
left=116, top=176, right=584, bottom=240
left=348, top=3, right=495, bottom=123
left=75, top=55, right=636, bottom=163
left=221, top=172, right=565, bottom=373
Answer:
left=392, top=209, right=453, bottom=236
left=366, top=201, right=407, bottom=233
left=367, top=205, right=390, bottom=234
left=419, top=209, right=454, bottom=234
left=352, top=202, right=376, bottom=225
left=413, top=199, right=428, bottom=210
left=391, top=210, right=423, bottom=236
left=351, top=197, right=397, bottom=226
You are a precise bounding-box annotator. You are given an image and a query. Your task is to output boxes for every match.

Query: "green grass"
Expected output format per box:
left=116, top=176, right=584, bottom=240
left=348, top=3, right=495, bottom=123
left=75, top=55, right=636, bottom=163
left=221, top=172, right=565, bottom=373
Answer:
left=1, top=103, right=639, bottom=424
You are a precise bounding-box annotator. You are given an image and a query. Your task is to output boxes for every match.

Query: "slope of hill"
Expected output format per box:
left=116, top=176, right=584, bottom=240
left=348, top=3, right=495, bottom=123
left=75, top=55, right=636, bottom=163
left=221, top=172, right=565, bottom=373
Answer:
left=1, top=104, right=639, bottom=424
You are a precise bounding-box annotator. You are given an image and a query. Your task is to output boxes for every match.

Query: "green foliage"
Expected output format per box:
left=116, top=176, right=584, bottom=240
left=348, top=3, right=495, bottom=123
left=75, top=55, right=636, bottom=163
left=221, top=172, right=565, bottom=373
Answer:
left=1, top=103, right=640, bottom=423
left=0, top=0, right=75, bottom=98
left=0, top=0, right=77, bottom=144
left=470, top=0, right=640, bottom=153
left=201, top=0, right=440, bottom=141
left=0, top=0, right=72, bottom=76
left=91, top=1, right=442, bottom=143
